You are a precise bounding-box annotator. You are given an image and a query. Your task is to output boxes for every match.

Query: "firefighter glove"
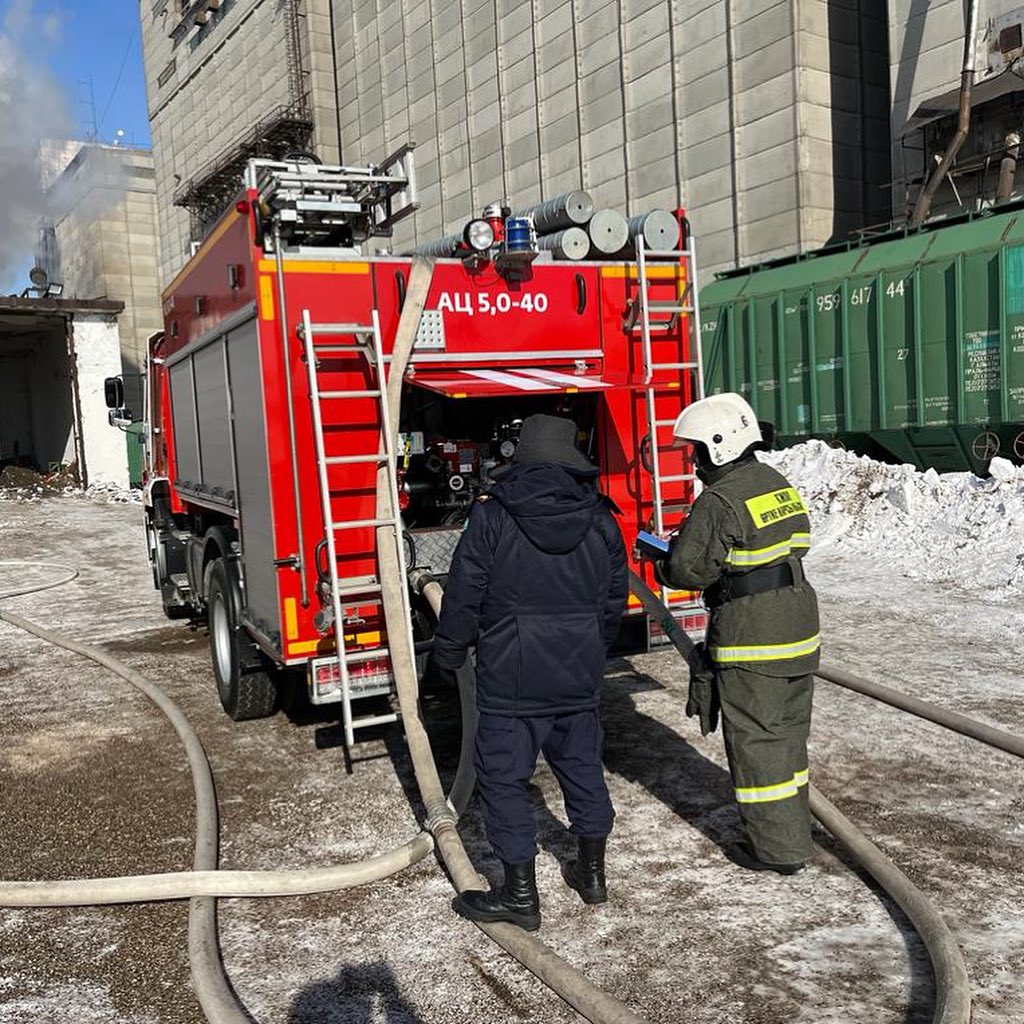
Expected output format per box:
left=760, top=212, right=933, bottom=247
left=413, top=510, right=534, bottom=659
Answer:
left=685, top=642, right=720, bottom=737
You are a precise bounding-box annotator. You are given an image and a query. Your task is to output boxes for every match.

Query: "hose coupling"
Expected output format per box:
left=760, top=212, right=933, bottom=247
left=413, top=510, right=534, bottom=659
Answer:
left=407, top=567, right=436, bottom=595
left=424, top=803, right=458, bottom=835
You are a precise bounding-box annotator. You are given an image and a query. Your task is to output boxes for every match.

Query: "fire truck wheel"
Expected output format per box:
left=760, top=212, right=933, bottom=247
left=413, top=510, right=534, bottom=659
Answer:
left=206, top=558, right=278, bottom=721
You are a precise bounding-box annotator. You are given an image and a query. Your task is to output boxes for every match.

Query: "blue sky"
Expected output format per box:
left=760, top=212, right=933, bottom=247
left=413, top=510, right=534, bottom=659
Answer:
left=0, top=1, right=150, bottom=291
left=4, top=0, right=151, bottom=148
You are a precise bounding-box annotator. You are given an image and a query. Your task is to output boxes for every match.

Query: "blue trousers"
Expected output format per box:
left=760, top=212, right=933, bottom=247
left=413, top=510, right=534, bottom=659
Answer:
left=474, top=710, right=615, bottom=864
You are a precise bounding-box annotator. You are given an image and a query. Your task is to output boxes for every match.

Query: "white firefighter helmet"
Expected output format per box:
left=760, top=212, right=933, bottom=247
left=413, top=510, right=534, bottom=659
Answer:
left=672, top=393, right=762, bottom=466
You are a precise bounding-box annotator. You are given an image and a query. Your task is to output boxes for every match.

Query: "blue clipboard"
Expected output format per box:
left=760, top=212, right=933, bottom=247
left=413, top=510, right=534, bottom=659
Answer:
left=636, top=530, right=670, bottom=559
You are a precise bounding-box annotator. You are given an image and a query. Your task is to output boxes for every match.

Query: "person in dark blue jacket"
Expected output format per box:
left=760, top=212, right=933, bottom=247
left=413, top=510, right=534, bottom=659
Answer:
left=433, top=413, right=628, bottom=931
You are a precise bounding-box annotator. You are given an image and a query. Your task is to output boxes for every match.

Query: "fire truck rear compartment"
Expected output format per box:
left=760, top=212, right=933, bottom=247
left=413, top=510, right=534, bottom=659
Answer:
left=397, top=387, right=601, bottom=530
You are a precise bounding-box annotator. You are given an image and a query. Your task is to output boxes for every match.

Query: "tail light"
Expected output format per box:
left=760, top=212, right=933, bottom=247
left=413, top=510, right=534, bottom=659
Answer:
left=309, top=653, right=395, bottom=704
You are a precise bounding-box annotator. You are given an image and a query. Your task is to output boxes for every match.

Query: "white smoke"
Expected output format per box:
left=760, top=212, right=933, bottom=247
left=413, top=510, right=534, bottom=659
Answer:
left=0, top=0, right=70, bottom=291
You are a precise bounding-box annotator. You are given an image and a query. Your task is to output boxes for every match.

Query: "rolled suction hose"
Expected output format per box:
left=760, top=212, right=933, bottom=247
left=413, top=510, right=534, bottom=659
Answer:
left=627, top=572, right=971, bottom=1024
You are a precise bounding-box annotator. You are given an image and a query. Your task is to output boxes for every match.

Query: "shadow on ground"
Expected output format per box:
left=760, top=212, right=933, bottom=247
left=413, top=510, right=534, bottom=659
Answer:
left=288, top=961, right=424, bottom=1023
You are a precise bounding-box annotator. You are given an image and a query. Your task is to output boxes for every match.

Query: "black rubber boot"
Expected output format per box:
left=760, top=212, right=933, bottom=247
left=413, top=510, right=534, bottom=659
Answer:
left=453, top=859, right=541, bottom=931
left=562, top=836, right=608, bottom=905
left=727, top=841, right=805, bottom=876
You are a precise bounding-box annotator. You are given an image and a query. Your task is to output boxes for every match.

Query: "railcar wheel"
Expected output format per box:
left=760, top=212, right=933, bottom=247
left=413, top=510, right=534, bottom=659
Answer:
left=1014, top=430, right=1024, bottom=462
left=971, top=431, right=1000, bottom=461
left=206, top=558, right=278, bottom=721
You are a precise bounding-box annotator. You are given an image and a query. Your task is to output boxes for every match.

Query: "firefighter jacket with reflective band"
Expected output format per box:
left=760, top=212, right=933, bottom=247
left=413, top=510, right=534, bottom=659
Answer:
left=664, top=456, right=820, bottom=676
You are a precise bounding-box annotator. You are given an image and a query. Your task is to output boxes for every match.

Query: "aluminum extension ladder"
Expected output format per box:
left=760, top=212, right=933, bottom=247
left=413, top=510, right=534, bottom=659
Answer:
left=629, top=232, right=707, bottom=619
left=299, top=307, right=416, bottom=747
left=632, top=231, right=707, bottom=535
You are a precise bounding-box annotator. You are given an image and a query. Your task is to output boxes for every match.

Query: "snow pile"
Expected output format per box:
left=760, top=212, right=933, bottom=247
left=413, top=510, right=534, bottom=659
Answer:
left=761, top=441, right=1024, bottom=599
left=84, top=481, right=142, bottom=504
left=0, top=478, right=141, bottom=504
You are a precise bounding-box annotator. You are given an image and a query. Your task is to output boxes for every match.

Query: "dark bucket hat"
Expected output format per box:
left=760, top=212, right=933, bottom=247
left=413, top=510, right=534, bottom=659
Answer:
left=512, top=414, right=598, bottom=475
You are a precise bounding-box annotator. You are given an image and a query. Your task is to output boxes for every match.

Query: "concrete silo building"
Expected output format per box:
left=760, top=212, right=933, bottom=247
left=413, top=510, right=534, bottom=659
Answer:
left=140, top=0, right=892, bottom=284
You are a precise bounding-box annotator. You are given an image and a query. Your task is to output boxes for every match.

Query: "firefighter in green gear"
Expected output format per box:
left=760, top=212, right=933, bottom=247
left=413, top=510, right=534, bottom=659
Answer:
left=661, top=393, right=819, bottom=874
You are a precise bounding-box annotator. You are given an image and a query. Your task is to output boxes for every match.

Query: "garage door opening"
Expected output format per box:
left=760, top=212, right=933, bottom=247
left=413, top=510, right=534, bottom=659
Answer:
left=0, top=313, right=75, bottom=474
left=0, top=297, right=128, bottom=488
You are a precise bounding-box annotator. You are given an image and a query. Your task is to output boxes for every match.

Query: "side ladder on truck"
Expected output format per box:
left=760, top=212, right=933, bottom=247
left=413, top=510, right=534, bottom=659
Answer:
left=634, top=231, right=706, bottom=534
left=300, top=308, right=416, bottom=748
left=626, top=231, right=706, bottom=616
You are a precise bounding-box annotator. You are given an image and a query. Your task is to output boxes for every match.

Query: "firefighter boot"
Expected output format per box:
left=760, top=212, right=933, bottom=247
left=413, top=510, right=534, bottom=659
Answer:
left=562, top=837, right=608, bottom=904
left=453, top=860, right=541, bottom=931
left=727, top=841, right=805, bottom=876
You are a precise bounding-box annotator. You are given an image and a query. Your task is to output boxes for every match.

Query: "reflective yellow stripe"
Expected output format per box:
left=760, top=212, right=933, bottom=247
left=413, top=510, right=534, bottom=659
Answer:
left=256, top=259, right=370, bottom=275
left=724, top=532, right=811, bottom=567
left=283, top=597, right=298, bottom=640
left=735, top=768, right=809, bottom=804
left=710, top=633, right=820, bottom=664
left=744, top=487, right=807, bottom=529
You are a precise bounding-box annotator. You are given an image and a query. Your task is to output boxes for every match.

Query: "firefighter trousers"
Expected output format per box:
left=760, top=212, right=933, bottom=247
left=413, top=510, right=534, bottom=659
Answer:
left=473, top=710, right=615, bottom=864
left=717, top=667, right=814, bottom=865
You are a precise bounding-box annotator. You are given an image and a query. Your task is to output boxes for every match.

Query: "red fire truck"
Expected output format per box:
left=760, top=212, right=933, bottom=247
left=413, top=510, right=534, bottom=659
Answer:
left=119, top=147, right=707, bottom=746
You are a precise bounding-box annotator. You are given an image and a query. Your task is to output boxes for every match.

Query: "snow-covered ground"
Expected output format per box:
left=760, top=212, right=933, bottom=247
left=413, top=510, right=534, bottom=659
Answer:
left=0, top=451, right=1021, bottom=1024
left=764, top=441, right=1024, bottom=600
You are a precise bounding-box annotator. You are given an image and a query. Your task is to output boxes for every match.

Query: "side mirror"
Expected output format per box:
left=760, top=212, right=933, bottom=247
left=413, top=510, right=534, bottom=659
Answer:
left=108, top=407, right=134, bottom=427
left=104, top=377, right=124, bottom=409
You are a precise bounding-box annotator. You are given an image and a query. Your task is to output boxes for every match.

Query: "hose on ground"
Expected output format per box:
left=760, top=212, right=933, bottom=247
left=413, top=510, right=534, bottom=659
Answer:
left=626, top=571, right=972, bottom=1024
left=375, top=260, right=650, bottom=1024
left=807, top=789, right=972, bottom=1024
left=0, top=559, right=490, bottom=908
left=0, top=561, right=81, bottom=599
left=817, top=664, right=1024, bottom=760
left=0, top=593, right=251, bottom=1024
left=0, top=840, right=435, bottom=906
left=0, top=571, right=481, bottom=910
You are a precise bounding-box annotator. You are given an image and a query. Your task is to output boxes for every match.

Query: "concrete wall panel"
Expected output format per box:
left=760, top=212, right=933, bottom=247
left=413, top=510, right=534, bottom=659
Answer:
left=141, top=0, right=894, bottom=288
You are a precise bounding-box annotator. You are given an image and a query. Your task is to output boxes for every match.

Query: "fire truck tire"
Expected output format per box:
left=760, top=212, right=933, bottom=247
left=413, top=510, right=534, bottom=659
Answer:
left=206, top=559, right=278, bottom=721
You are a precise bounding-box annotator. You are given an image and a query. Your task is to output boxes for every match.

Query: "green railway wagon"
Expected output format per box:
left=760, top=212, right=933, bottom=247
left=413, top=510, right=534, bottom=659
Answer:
left=700, top=204, right=1024, bottom=473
